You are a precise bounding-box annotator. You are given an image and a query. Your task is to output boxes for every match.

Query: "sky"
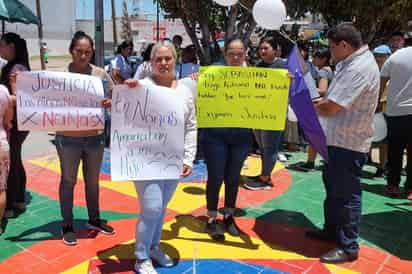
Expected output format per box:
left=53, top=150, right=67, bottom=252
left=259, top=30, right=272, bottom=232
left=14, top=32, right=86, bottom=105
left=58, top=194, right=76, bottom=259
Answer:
left=76, top=0, right=161, bottom=20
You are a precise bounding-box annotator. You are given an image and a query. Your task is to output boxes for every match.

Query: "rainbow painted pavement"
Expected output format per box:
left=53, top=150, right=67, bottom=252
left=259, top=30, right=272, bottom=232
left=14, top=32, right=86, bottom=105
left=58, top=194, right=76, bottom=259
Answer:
left=0, top=149, right=411, bottom=274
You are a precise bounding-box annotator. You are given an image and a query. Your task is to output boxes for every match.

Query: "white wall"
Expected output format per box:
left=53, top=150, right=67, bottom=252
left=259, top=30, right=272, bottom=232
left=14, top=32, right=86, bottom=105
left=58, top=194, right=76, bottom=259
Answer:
left=3, top=0, right=76, bottom=56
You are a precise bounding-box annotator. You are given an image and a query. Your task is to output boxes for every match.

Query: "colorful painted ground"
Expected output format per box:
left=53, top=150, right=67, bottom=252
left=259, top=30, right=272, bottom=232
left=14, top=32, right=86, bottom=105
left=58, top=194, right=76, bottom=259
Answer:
left=0, top=150, right=411, bottom=274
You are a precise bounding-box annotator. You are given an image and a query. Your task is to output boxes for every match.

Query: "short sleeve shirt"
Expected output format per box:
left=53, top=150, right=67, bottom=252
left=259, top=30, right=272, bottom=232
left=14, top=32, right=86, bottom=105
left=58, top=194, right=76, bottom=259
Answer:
left=111, top=54, right=133, bottom=80
left=317, top=66, right=334, bottom=84
left=320, top=46, right=380, bottom=153
left=380, top=47, right=412, bottom=116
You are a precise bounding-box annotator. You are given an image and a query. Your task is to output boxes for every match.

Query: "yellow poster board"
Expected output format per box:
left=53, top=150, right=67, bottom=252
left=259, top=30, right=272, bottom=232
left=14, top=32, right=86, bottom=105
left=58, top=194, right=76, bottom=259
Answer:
left=196, top=66, right=290, bottom=130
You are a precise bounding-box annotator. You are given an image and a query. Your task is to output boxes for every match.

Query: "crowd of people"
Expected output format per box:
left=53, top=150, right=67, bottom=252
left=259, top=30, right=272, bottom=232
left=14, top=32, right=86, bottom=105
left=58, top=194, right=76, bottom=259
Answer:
left=0, top=21, right=411, bottom=273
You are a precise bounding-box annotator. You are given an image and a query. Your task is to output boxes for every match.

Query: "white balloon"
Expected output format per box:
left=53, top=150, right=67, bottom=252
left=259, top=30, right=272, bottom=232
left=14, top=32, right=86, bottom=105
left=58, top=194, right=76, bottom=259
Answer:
left=214, top=0, right=238, bottom=7
left=253, top=0, right=287, bottom=30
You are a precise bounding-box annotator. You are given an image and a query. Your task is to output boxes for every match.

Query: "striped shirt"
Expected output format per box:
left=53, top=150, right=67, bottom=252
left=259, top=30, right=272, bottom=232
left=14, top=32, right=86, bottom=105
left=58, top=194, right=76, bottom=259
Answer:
left=320, top=46, right=380, bottom=153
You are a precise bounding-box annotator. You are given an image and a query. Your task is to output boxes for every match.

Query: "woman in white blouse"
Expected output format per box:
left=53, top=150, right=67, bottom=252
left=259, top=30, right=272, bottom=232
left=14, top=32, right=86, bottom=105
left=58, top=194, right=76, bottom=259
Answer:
left=125, top=41, right=197, bottom=274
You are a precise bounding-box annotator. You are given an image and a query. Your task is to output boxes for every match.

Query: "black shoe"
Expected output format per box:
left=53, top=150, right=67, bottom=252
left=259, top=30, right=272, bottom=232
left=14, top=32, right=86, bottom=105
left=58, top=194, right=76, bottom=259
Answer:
left=305, top=229, right=336, bottom=242
left=86, top=219, right=115, bottom=235
left=320, top=248, right=358, bottom=264
left=205, top=220, right=225, bottom=241
left=373, top=167, right=385, bottom=178
left=246, top=175, right=261, bottom=180
left=224, top=215, right=241, bottom=236
left=243, top=178, right=273, bottom=190
left=291, top=161, right=315, bottom=172
left=61, top=224, right=77, bottom=246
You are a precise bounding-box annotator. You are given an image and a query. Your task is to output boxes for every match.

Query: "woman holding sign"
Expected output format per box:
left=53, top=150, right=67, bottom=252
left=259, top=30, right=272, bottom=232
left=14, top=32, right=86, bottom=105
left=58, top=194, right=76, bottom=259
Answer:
left=0, top=33, right=31, bottom=219
left=244, top=37, right=287, bottom=191
left=55, top=31, right=115, bottom=246
left=202, top=38, right=253, bottom=241
left=124, top=41, right=197, bottom=274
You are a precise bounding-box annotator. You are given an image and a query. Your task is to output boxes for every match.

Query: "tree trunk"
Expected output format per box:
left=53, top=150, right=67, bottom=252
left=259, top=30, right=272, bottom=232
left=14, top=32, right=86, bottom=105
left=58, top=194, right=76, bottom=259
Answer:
left=35, top=0, right=46, bottom=70
left=181, top=17, right=211, bottom=64
left=111, top=0, right=118, bottom=53
left=225, top=5, right=239, bottom=42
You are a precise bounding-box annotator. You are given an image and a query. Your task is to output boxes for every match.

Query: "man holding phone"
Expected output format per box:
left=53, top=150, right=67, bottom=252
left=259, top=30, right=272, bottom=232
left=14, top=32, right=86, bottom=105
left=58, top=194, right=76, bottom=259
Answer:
left=307, top=23, right=380, bottom=264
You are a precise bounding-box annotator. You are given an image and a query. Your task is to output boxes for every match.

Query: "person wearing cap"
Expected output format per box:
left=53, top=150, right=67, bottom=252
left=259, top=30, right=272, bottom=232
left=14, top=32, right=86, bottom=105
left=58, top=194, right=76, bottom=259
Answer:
left=380, top=42, right=412, bottom=199
left=371, top=45, right=392, bottom=178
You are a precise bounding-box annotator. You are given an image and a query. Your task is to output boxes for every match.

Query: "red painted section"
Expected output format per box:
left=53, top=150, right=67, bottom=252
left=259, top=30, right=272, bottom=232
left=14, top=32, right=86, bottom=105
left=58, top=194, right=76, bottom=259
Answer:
left=25, top=163, right=138, bottom=213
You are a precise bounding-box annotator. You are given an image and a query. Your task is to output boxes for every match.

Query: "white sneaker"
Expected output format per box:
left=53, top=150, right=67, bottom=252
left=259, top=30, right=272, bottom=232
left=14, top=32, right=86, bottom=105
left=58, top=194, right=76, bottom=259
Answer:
left=278, top=153, right=287, bottom=162
left=150, top=247, right=174, bottom=267
left=134, top=259, right=158, bottom=274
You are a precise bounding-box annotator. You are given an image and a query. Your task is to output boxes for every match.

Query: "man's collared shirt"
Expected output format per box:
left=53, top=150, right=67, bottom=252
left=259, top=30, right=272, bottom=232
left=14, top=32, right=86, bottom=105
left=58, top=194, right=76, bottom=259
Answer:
left=321, top=46, right=380, bottom=153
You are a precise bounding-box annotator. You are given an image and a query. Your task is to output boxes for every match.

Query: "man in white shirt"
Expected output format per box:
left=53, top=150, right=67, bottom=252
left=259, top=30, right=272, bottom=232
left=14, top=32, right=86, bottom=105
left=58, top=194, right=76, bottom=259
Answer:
left=308, top=23, right=380, bottom=264
left=380, top=46, right=412, bottom=199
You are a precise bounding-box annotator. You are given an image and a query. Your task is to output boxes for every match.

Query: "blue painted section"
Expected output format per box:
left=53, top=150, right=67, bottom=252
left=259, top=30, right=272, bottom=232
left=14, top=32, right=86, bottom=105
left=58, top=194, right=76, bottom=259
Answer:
left=158, top=260, right=288, bottom=274
left=100, top=150, right=208, bottom=182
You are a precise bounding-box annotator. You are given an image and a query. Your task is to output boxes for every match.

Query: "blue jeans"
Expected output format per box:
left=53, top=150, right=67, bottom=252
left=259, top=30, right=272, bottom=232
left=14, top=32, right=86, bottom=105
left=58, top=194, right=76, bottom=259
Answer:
left=254, top=130, right=283, bottom=177
left=322, top=146, right=367, bottom=254
left=202, top=128, right=252, bottom=217
left=134, top=180, right=178, bottom=260
left=55, top=134, right=105, bottom=224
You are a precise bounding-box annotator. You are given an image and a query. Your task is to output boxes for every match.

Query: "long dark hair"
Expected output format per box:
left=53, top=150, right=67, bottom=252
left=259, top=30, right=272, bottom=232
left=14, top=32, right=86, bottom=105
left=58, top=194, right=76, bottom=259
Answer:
left=258, top=36, right=280, bottom=52
left=0, top=32, right=30, bottom=89
left=116, top=40, right=133, bottom=54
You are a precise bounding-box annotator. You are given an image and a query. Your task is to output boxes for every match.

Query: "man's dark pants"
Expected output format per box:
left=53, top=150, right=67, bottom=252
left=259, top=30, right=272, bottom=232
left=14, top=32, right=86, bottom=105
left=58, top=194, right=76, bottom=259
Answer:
left=322, top=146, right=368, bottom=255
left=386, top=115, right=412, bottom=190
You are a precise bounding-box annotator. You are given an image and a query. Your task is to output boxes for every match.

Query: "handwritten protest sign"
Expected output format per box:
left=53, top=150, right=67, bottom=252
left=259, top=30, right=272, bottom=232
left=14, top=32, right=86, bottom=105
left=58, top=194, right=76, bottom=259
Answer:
left=110, top=84, right=184, bottom=181
left=197, top=66, right=290, bottom=130
left=16, top=71, right=105, bottom=131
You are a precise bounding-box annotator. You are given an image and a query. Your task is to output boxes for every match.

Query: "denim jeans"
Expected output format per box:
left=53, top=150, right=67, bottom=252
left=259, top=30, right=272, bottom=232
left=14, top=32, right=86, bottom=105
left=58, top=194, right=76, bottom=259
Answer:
left=322, top=146, right=367, bottom=254
left=202, top=128, right=252, bottom=217
left=6, top=127, right=29, bottom=209
left=55, top=134, right=105, bottom=224
left=386, top=115, right=412, bottom=189
left=134, top=180, right=178, bottom=260
left=254, top=130, right=283, bottom=177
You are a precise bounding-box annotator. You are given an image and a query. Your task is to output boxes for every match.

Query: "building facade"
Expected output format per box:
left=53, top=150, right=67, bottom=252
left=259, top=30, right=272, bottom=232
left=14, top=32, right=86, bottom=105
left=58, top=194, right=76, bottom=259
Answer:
left=3, top=0, right=76, bottom=57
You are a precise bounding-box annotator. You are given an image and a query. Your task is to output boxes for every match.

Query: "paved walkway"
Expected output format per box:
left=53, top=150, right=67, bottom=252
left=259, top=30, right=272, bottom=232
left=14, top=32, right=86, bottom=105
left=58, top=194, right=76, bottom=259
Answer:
left=0, top=137, right=411, bottom=274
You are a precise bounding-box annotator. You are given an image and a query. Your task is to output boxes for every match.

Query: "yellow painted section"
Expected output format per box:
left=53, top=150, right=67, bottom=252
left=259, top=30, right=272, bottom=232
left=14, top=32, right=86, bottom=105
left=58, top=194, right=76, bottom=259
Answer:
left=325, top=264, right=360, bottom=274
left=30, top=155, right=284, bottom=182
left=241, top=155, right=284, bottom=177
left=62, top=260, right=91, bottom=274
left=30, top=156, right=284, bottom=215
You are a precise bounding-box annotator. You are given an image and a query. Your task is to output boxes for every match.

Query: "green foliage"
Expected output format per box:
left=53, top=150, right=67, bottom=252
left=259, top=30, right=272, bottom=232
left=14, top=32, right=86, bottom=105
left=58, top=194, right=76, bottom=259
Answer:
left=285, top=0, right=412, bottom=44
left=154, top=0, right=411, bottom=63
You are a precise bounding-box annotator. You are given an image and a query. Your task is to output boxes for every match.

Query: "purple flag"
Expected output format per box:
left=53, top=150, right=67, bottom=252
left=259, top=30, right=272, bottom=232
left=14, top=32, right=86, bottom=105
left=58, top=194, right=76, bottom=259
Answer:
left=287, top=45, right=328, bottom=161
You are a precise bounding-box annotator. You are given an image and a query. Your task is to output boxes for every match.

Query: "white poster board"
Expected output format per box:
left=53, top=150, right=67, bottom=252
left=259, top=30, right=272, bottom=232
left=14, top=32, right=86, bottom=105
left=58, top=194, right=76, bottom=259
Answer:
left=110, top=84, right=185, bottom=181
left=16, top=71, right=105, bottom=131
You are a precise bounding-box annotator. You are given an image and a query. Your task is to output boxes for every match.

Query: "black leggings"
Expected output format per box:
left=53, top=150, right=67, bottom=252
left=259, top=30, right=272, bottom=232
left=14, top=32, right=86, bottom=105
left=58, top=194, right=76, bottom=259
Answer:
left=6, top=127, right=29, bottom=209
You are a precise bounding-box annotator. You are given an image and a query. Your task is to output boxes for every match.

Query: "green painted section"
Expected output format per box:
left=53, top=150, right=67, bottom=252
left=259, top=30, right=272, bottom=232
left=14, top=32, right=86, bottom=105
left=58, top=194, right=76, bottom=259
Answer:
left=0, top=191, right=136, bottom=261
left=241, top=152, right=412, bottom=261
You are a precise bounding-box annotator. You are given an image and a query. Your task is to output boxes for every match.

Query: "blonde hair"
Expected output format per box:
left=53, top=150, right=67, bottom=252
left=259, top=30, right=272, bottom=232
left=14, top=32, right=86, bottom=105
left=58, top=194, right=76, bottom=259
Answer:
left=150, top=41, right=177, bottom=61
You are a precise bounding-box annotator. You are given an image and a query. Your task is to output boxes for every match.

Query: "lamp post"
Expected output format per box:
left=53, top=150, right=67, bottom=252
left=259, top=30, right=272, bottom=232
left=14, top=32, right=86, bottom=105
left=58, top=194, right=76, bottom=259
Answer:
left=156, top=0, right=160, bottom=41
left=95, top=0, right=104, bottom=67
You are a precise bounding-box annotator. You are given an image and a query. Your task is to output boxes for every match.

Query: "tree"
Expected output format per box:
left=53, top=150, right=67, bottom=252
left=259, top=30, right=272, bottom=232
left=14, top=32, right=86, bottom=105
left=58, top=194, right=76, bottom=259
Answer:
left=120, top=0, right=132, bottom=41
left=156, top=0, right=257, bottom=64
left=285, top=0, right=412, bottom=45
